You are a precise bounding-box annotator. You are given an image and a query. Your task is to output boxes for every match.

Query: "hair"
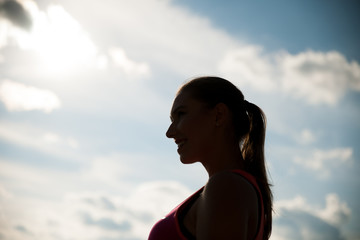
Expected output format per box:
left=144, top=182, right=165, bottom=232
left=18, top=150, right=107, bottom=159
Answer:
left=177, top=76, right=273, bottom=239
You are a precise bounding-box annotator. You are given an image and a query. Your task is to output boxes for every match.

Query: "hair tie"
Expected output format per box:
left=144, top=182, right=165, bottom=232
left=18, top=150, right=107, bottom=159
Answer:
left=244, top=100, right=249, bottom=108
left=243, top=100, right=250, bottom=116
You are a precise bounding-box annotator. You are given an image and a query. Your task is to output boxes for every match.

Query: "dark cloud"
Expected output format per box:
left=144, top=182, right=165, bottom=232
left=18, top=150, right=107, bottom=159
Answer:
left=14, top=225, right=31, bottom=235
left=80, top=212, right=132, bottom=232
left=83, top=196, right=117, bottom=211
left=274, top=209, right=346, bottom=240
left=98, top=237, right=142, bottom=240
left=99, top=196, right=117, bottom=210
left=0, top=0, right=32, bottom=30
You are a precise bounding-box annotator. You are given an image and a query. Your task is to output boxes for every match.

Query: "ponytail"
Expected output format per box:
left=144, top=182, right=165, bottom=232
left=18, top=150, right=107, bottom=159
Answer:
left=242, top=100, right=272, bottom=239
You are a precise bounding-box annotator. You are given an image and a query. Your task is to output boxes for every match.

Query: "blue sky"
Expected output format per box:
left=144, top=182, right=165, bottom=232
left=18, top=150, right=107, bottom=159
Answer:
left=0, top=0, right=359, bottom=239
left=173, top=0, right=360, bottom=61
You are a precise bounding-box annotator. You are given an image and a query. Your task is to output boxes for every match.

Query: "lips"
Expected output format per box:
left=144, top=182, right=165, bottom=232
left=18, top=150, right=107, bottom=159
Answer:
left=175, top=139, right=186, bottom=151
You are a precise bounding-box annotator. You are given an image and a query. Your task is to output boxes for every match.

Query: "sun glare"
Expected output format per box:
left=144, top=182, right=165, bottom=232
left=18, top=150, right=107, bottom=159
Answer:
left=18, top=4, right=97, bottom=73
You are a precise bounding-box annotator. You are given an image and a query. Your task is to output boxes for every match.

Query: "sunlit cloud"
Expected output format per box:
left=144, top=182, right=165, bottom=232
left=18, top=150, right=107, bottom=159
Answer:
left=0, top=121, right=81, bottom=162
left=95, top=54, right=108, bottom=70
left=0, top=79, right=61, bottom=112
left=26, top=4, right=97, bottom=72
left=0, top=1, right=98, bottom=73
left=42, top=132, right=79, bottom=149
left=293, top=147, right=353, bottom=178
left=219, top=49, right=360, bottom=106
left=62, top=0, right=238, bottom=77
left=108, top=47, right=151, bottom=78
left=219, top=45, right=277, bottom=91
left=42, top=132, right=60, bottom=143
left=82, top=154, right=132, bottom=185
left=0, top=183, right=12, bottom=199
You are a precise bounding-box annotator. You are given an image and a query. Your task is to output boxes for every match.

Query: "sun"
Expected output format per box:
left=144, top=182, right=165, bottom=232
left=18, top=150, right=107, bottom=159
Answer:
left=18, top=3, right=97, bottom=74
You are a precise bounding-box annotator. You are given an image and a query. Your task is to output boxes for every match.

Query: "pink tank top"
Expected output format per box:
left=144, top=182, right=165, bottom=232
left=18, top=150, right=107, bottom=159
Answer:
left=148, top=169, right=265, bottom=240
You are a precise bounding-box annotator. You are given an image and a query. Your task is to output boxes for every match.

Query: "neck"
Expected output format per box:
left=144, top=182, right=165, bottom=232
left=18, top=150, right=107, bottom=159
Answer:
left=201, top=142, right=245, bottom=177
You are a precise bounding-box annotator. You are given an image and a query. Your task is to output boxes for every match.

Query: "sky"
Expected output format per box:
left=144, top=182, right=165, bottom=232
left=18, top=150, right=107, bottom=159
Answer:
left=0, top=0, right=359, bottom=239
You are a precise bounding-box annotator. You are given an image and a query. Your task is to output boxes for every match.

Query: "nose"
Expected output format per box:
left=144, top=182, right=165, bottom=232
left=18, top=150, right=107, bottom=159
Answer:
left=166, top=122, right=175, bottom=138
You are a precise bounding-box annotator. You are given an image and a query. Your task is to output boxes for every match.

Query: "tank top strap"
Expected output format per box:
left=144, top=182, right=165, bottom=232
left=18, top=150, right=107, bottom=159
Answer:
left=231, top=169, right=265, bottom=240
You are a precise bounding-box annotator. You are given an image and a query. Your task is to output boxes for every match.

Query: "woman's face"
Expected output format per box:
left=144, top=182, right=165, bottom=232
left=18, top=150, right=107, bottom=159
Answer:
left=166, top=92, right=217, bottom=164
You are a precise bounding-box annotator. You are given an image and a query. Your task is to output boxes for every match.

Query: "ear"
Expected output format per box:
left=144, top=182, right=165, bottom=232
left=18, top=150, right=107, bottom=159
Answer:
left=213, top=103, right=230, bottom=127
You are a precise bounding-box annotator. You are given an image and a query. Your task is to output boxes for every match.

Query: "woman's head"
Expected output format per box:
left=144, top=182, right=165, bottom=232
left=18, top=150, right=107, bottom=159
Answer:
left=176, top=76, right=250, bottom=143
left=167, top=76, right=249, bottom=164
left=166, top=89, right=220, bottom=164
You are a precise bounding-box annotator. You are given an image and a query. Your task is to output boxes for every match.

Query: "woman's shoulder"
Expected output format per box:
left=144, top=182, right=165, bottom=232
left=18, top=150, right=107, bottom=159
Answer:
left=200, top=170, right=259, bottom=215
left=204, top=170, right=258, bottom=198
left=196, top=170, right=259, bottom=239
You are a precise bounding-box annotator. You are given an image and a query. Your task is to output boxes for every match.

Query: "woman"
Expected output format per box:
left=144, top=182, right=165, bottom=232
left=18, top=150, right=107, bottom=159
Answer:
left=148, top=76, right=272, bottom=240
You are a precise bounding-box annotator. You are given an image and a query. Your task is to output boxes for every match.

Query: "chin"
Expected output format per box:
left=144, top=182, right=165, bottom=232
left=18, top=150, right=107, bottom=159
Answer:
left=179, top=155, right=197, bottom=164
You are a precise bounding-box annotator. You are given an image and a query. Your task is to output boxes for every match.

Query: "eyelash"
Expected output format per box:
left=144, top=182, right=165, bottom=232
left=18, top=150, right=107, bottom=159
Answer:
left=171, top=111, right=186, bottom=122
left=177, top=111, right=185, bottom=116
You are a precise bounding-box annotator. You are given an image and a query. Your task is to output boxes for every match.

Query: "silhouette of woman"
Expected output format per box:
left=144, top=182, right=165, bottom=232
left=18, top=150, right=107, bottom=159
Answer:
left=148, top=76, right=273, bottom=240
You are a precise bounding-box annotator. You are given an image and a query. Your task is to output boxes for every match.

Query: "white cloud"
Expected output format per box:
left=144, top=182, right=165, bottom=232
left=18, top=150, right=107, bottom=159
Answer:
left=0, top=121, right=81, bottom=162
left=3, top=0, right=358, bottom=115
left=0, top=1, right=168, bottom=119
left=0, top=79, right=61, bottom=113
left=275, top=194, right=351, bottom=225
left=0, top=157, right=191, bottom=240
left=42, top=132, right=60, bottom=143
left=275, top=195, right=308, bottom=212
left=57, top=0, right=239, bottom=77
left=273, top=193, right=351, bottom=240
left=66, top=137, right=79, bottom=149
left=81, top=154, right=132, bottom=185
left=317, top=193, right=351, bottom=226
left=219, top=46, right=278, bottom=91
left=79, top=152, right=206, bottom=193
left=293, top=147, right=353, bottom=178
left=279, top=50, right=360, bottom=105
left=127, top=181, right=192, bottom=217
left=108, top=48, right=151, bottom=78
left=42, top=132, right=79, bottom=149
left=61, top=182, right=190, bottom=240
left=219, top=49, right=360, bottom=106
left=0, top=184, right=12, bottom=199
left=1, top=0, right=359, bottom=110
left=95, top=54, right=108, bottom=70
left=0, top=0, right=158, bottom=83
left=5, top=2, right=97, bottom=73
left=295, top=129, right=317, bottom=145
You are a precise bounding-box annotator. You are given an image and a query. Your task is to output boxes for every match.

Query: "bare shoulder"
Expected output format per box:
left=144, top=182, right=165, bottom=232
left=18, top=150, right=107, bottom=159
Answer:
left=204, top=170, right=258, bottom=200
left=196, top=171, right=259, bottom=239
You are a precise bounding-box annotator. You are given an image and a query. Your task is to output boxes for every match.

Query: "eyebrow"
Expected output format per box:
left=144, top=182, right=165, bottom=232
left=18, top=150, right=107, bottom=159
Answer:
left=170, top=105, right=186, bottom=120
